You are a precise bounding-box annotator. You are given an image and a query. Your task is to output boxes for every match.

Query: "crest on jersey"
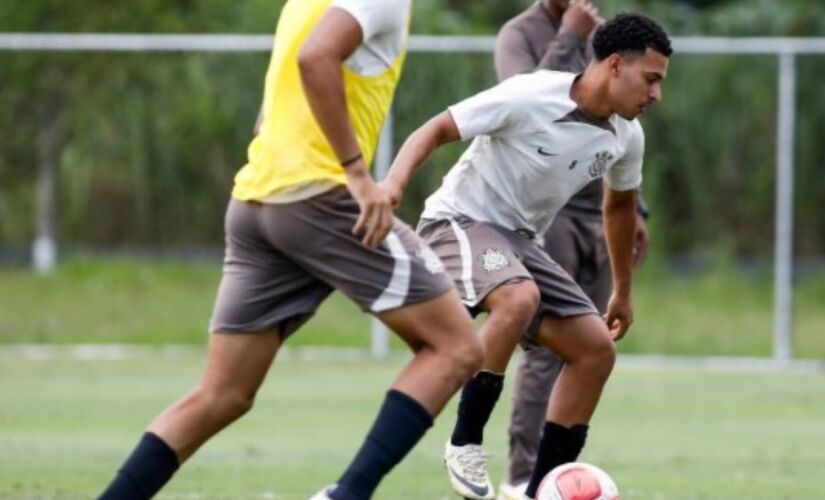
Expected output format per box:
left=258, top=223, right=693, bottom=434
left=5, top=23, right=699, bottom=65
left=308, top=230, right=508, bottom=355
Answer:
left=480, top=248, right=510, bottom=272
left=588, top=151, right=614, bottom=178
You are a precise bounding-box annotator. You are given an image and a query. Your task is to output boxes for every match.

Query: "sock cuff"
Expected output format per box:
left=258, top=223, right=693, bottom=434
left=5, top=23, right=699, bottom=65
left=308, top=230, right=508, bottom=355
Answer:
left=386, top=390, right=434, bottom=429
left=542, top=421, right=589, bottom=449
left=141, top=432, right=180, bottom=470
left=570, top=424, right=589, bottom=443
left=474, top=370, right=505, bottom=387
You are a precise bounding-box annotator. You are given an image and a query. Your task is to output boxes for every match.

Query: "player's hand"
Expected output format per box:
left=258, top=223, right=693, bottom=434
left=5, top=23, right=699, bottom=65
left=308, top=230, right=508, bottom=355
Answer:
left=377, top=178, right=403, bottom=209
left=560, top=0, right=600, bottom=40
left=604, top=292, right=633, bottom=341
left=633, top=213, right=649, bottom=268
left=346, top=163, right=395, bottom=247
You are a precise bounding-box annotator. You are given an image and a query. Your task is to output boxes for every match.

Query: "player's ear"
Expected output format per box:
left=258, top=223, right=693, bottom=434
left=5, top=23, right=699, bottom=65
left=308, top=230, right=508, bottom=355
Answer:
left=607, top=53, right=623, bottom=77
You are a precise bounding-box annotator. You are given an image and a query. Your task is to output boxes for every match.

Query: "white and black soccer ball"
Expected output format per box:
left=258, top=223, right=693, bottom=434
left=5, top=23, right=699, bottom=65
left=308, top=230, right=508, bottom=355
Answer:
left=535, top=462, right=619, bottom=500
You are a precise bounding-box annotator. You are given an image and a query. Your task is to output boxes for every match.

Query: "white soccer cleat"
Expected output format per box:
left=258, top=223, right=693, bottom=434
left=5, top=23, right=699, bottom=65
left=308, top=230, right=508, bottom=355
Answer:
left=497, top=480, right=528, bottom=500
left=309, top=484, right=337, bottom=500
left=443, top=441, right=495, bottom=500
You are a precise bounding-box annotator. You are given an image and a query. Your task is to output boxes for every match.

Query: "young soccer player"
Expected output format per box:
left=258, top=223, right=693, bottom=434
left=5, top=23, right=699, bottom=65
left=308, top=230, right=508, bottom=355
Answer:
left=380, top=13, right=672, bottom=500
left=493, top=2, right=651, bottom=498
left=98, top=2, right=483, bottom=499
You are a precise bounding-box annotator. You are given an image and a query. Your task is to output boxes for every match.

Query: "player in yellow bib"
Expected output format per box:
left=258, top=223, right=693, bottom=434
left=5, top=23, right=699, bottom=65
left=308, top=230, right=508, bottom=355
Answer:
left=98, top=2, right=483, bottom=499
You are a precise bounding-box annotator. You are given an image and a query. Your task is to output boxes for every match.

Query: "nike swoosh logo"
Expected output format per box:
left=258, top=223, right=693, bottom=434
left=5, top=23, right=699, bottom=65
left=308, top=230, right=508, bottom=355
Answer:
left=537, top=147, right=558, bottom=157
left=446, top=464, right=490, bottom=497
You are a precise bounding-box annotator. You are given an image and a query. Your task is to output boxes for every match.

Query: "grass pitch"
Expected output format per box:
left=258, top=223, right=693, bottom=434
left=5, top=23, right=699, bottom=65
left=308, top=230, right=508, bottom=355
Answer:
left=1, top=352, right=823, bottom=499
left=2, top=257, right=825, bottom=359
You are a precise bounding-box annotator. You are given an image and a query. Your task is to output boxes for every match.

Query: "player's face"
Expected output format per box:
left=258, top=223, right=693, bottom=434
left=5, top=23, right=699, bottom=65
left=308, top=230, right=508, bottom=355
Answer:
left=610, top=48, right=669, bottom=120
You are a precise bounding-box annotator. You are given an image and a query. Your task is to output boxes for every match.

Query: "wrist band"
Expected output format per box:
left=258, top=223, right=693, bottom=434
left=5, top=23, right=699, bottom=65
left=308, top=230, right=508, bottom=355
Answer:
left=341, top=153, right=363, bottom=168
left=636, top=203, right=650, bottom=220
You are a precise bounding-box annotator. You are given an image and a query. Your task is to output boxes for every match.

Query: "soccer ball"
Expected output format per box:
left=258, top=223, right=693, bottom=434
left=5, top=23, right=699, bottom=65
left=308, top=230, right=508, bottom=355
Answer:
left=535, top=462, right=619, bottom=500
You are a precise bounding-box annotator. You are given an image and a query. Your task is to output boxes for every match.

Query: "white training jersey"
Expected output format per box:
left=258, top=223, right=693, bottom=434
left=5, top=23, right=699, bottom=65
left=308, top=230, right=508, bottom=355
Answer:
left=333, top=0, right=410, bottom=76
left=421, top=70, right=645, bottom=237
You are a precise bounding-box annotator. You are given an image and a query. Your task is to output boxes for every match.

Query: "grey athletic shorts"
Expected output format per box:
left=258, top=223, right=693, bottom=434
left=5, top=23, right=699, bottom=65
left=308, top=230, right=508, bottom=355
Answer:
left=209, top=187, right=454, bottom=338
left=544, top=210, right=611, bottom=313
left=417, top=217, right=598, bottom=338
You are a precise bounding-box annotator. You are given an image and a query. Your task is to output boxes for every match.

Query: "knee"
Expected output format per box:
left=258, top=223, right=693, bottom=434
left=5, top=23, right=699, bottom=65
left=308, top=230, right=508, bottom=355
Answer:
left=586, top=330, right=617, bottom=376
left=490, top=281, right=541, bottom=326
left=449, top=333, right=485, bottom=380
left=193, top=386, right=256, bottom=422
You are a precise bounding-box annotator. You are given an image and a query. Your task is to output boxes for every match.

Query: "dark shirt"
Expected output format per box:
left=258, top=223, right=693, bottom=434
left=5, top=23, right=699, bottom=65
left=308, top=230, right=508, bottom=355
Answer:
left=494, top=2, right=604, bottom=217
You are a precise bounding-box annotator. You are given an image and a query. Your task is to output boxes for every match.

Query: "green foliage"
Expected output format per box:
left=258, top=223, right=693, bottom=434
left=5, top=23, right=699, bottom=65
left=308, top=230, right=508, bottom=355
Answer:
left=2, top=1, right=825, bottom=259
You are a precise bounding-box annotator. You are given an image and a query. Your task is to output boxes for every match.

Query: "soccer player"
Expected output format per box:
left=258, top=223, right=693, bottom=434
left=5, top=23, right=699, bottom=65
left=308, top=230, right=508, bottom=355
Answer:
left=494, top=2, right=650, bottom=498
left=97, top=1, right=484, bottom=499
left=380, top=13, right=672, bottom=500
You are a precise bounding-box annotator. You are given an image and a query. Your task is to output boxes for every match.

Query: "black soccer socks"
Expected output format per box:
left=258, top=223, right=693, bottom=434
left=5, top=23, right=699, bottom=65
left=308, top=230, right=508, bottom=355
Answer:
left=98, top=432, right=180, bottom=500
left=524, top=421, right=589, bottom=498
left=332, top=389, right=433, bottom=500
left=450, top=370, right=505, bottom=446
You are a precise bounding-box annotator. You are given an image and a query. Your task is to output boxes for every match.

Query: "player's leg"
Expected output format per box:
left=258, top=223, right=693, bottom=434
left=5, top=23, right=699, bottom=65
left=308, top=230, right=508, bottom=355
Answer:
left=99, top=199, right=329, bottom=500
left=500, top=347, right=562, bottom=500
left=513, top=244, right=614, bottom=499
left=501, top=214, right=579, bottom=499
left=417, top=218, right=542, bottom=499
left=146, top=331, right=283, bottom=461
left=379, top=288, right=486, bottom=414
left=270, top=192, right=482, bottom=500
left=319, top=288, right=483, bottom=500
left=450, top=279, right=538, bottom=447
left=522, top=313, right=615, bottom=499
left=99, top=331, right=284, bottom=500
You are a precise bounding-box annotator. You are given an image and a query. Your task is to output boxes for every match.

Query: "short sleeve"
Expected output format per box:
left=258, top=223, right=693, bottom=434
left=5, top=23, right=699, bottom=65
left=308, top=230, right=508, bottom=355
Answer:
left=448, top=75, right=535, bottom=141
left=604, top=121, right=644, bottom=191
left=332, top=0, right=409, bottom=41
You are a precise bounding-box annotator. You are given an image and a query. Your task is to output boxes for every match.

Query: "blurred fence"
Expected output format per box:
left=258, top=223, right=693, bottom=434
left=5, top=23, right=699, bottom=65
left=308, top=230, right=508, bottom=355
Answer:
left=1, top=34, right=823, bottom=363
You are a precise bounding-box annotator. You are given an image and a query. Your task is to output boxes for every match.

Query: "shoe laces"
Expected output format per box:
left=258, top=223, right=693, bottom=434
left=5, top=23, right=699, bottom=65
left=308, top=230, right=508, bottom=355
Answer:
left=454, top=445, right=491, bottom=484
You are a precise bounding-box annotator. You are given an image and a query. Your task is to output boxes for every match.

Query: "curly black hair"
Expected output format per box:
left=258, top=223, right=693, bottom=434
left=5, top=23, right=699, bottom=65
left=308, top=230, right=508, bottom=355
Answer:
left=593, top=13, right=673, bottom=61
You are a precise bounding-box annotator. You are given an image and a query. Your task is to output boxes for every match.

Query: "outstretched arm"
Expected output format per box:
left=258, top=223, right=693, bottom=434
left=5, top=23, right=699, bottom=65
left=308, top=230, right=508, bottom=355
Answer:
left=603, top=187, right=637, bottom=340
left=380, top=111, right=461, bottom=207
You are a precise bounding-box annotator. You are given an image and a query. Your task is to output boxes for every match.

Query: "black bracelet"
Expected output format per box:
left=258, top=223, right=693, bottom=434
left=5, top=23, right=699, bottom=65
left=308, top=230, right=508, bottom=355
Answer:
left=341, top=153, right=363, bottom=168
left=636, top=203, right=650, bottom=220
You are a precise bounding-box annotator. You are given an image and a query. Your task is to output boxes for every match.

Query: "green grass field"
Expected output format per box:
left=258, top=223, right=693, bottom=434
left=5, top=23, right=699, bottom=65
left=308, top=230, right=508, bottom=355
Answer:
left=1, top=352, right=824, bottom=499
left=2, top=257, right=824, bottom=358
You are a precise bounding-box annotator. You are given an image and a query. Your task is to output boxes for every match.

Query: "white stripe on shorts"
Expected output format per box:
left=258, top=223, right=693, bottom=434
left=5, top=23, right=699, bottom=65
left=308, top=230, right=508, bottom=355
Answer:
left=448, top=218, right=477, bottom=305
left=371, top=231, right=411, bottom=312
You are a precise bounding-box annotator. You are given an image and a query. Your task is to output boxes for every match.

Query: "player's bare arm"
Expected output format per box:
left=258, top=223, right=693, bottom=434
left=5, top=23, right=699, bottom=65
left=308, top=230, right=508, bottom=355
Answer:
left=380, top=110, right=461, bottom=209
left=603, top=187, right=636, bottom=340
left=298, top=7, right=394, bottom=247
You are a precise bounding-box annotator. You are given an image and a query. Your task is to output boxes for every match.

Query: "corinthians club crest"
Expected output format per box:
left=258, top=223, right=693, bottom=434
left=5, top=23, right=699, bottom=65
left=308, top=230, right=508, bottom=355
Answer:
left=480, top=248, right=510, bottom=272
left=588, top=150, right=614, bottom=179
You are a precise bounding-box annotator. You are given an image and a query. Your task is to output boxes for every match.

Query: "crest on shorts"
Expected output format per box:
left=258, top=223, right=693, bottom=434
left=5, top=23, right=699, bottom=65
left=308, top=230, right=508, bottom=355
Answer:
left=480, top=248, right=510, bottom=272
left=588, top=150, right=614, bottom=178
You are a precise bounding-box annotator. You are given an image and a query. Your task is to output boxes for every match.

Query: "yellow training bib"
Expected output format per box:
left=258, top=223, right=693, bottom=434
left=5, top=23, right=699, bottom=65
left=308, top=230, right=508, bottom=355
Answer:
left=232, top=0, right=408, bottom=201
